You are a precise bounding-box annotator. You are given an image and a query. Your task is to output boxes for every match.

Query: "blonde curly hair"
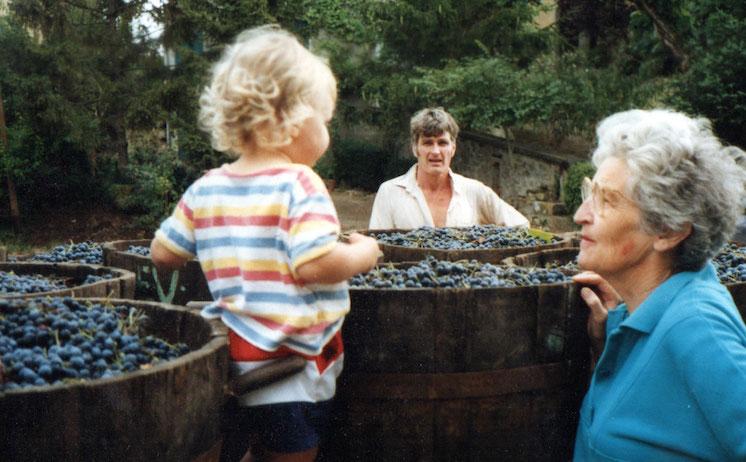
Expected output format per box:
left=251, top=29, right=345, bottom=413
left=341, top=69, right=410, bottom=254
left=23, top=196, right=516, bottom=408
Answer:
left=198, top=25, right=337, bottom=156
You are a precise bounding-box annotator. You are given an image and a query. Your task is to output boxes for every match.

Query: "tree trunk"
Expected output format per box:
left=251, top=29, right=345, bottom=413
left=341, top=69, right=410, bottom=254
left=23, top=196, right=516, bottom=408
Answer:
left=0, top=89, right=20, bottom=231
left=631, top=0, right=690, bottom=72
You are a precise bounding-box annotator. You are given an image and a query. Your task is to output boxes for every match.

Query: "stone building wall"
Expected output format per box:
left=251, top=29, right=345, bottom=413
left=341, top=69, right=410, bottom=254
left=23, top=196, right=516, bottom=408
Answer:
left=451, top=131, right=574, bottom=230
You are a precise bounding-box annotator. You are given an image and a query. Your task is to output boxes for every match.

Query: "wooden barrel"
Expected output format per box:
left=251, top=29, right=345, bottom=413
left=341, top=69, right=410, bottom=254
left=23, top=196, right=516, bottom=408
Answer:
left=0, top=298, right=229, bottom=462
left=328, top=276, right=590, bottom=461
left=726, top=283, right=746, bottom=321
left=503, top=245, right=746, bottom=323
left=502, top=247, right=580, bottom=269
left=0, top=262, right=135, bottom=299
left=363, top=228, right=572, bottom=264
left=103, top=239, right=211, bottom=305
left=560, top=231, right=581, bottom=247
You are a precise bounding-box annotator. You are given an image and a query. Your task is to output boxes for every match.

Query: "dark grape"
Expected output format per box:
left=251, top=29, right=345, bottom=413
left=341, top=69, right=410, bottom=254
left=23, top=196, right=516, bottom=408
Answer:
left=126, top=245, right=151, bottom=257
left=0, top=271, right=116, bottom=294
left=373, top=225, right=560, bottom=250
left=81, top=274, right=114, bottom=285
left=0, top=297, right=190, bottom=391
left=30, top=241, right=103, bottom=264
left=713, top=243, right=746, bottom=283
left=349, top=256, right=570, bottom=289
left=0, top=272, right=66, bottom=295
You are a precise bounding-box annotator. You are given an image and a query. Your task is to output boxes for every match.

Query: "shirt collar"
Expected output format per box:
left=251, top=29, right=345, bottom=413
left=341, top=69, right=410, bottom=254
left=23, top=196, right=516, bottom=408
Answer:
left=395, top=164, right=461, bottom=195
left=619, top=262, right=717, bottom=334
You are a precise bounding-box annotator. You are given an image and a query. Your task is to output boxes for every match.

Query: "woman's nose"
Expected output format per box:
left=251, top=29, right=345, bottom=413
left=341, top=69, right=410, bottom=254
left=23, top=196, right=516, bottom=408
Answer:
left=574, top=198, right=593, bottom=225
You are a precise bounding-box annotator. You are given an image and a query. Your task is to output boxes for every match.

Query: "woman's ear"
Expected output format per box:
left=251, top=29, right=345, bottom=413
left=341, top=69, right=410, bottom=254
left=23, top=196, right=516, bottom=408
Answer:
left=653, top=222, right=693, bottom=252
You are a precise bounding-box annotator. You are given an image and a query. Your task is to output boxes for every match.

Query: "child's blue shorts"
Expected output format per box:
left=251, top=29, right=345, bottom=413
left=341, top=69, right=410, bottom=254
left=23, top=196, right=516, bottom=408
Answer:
left=240, top=399, right=334, bottom=453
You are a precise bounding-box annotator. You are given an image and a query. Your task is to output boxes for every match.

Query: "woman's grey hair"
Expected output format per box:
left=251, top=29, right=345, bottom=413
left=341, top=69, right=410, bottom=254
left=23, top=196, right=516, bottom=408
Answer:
left=592, top=108, right=746, bottom=271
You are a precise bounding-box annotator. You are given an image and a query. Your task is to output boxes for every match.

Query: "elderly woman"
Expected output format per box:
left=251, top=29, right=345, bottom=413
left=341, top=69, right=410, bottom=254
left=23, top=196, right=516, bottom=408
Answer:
left=572, top=109, right=746, bottom=460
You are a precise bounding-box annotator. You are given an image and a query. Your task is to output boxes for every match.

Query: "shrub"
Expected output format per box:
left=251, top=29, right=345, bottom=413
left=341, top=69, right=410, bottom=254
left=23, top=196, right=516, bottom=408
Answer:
left=562, top=161, right=595, bottom=214
left=331, top=138, right=388, bottom=192
left=109, top=148, right=186, bottom=229
left=313, top=152, right=336, bottom=180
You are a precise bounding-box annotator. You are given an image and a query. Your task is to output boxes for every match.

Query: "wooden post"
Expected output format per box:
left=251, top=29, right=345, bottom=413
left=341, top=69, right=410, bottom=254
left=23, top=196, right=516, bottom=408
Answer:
left=0, top=88, right=20, bottom=232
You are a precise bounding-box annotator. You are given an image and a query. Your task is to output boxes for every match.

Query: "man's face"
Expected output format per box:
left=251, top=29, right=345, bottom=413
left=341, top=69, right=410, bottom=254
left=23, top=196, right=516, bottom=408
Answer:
left=413, top=131, right=456, bottom=176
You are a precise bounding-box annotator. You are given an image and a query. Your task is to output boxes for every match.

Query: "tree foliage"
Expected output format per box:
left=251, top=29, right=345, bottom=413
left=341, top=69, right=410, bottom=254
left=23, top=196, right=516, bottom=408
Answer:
left=3, top=0, right=746, bottom=219
left=675, top=4, right=746, bottom=146
left=2, top=0, right=167, bottom=210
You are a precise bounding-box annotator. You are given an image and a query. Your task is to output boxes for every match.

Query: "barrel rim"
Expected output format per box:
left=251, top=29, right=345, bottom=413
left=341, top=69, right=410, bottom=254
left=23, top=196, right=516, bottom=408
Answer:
left=0, top=262, right=136, bottom=299
left=501, top=246, right=580, bottom=268
left=102, top=239, right=199, bottom=263
left=358, top=227, right=570, bottom=253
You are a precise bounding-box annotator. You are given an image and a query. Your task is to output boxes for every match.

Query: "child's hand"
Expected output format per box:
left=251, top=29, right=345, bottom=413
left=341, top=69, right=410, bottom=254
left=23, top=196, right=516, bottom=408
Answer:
left=346, top=232, right=381, bottom=273
left=296, top=233, right=380, bottom=284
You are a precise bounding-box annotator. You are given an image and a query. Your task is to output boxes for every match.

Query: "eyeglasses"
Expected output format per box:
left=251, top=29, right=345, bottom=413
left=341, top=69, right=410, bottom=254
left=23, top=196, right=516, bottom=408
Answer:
left=580, top=177, right=634, bottom=215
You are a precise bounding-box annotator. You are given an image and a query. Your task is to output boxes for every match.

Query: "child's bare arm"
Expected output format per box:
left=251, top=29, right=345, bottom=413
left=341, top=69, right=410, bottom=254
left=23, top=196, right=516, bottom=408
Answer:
left=296, top=233, right=380, bottom=284
left=150, top=238, right=190, bottom=272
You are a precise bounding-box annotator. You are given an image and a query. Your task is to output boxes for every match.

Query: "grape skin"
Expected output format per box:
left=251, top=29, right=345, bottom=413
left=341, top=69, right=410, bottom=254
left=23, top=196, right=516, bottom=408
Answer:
left=350, top=256, right=570, bottom=289
left=30, top=241, right=103, bottom=264
left=0, top=297, right=189, bottom=391
left=126, top=245, right=151, bottom=257
left=373, top=225, right=560, bottom=250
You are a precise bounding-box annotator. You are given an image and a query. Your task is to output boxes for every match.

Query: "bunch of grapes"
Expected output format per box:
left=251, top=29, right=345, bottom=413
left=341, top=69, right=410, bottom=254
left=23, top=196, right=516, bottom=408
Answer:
left=350, top=256, right=570, bottom=289
left=713, top=243, right=746, bottom=283
left=81, top=274, right=114, bottom=285
left=373, top=225, right=560, bottom=250
left=0, top=297, right=189, bottom=391
left=541, top=257, right=579, bottom=272
left=30, top=241, right=103, bottom=264
left=0, top=272, right=66, bottom=295
left=126, top=245, right=151, bottom=257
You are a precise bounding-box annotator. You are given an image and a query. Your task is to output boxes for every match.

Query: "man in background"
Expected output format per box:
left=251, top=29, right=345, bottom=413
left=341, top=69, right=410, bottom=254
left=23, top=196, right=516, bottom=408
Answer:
left=369, top=107, right=529, bottom=229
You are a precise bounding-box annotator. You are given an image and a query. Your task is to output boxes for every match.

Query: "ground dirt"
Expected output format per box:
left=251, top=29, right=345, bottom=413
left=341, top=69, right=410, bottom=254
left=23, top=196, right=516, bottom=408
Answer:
left=1, top=188, right=377, bottom=254
left=331, top=187, right=376, bottom=232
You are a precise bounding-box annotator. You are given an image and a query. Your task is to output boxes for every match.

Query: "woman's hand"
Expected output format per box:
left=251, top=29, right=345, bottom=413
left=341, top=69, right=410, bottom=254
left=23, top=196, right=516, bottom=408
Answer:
left=573, top=271, right=622, bottom=359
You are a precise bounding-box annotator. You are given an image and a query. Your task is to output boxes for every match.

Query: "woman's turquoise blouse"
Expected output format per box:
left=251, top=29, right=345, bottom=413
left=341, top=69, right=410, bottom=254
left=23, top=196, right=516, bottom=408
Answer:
left=574, top=263, right=746, bottom=461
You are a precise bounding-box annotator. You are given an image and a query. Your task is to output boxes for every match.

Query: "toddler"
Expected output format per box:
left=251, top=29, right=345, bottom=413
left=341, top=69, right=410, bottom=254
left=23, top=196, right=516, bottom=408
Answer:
left=150, top=25, right=380, bottom=462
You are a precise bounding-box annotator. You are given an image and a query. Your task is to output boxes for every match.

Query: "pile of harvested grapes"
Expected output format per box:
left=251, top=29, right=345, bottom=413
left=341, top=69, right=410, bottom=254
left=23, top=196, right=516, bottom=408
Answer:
left=539, top=257, right=579, bottom=272
left=29, top=241, right=104, bottom=264
left=713, top=243, right=746, bottom=283
left=372, top=225, right=559, bottom=250
left=0, top=272, right=67, bottom=295
left=349, top=256, right=570, bottom=289
left=126, top=245, right=151, bottom=257
left=0, top=271, right=114, bottom=296
left=506, top=242, right=746, bottom=283
left=0, top=297, right=189, bottom=391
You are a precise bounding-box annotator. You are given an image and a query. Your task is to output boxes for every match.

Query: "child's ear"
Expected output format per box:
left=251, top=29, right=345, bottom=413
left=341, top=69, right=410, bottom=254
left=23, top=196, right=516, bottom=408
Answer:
left=289, top=124, right=301, bottom=138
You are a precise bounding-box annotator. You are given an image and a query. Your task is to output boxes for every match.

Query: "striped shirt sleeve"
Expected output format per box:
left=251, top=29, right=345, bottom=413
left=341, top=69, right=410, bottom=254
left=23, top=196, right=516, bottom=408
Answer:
left=286, top=167, right=340, bottom=273
left=155, top=184, right=197, bottom=258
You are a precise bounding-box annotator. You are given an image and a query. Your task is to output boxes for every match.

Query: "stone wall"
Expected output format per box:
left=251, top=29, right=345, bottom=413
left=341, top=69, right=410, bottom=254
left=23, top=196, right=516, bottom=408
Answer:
left=451, top=131, right=575, bottom=230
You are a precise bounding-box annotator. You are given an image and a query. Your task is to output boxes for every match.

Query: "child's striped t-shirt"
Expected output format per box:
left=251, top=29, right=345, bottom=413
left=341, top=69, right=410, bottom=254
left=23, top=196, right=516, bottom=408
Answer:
left=155, top=163, right=348, bottom=358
